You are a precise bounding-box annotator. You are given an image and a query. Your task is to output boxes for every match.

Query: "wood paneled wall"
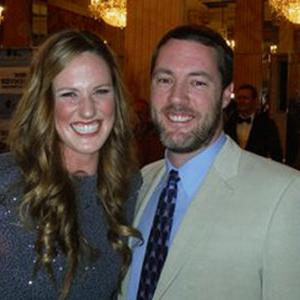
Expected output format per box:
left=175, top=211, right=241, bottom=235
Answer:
left=234, top=0, right=263, bottom=91
left=47, top=5, right=124, bottom=59
left=124, top=0, right=185, bottom=102
left=2, top=0, right=32, bottom=47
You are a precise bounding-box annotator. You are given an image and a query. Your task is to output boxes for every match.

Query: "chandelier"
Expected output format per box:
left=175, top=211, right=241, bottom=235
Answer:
left=269, top=0, right=300, bottom=24
left=0, top=6, right=4, bottom=25
left=89, top=0, right=127, bottom=28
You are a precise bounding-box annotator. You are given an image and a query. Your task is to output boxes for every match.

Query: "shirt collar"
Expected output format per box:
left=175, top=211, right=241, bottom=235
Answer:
left=238, top=113, right=255, bottom=123
left=165, top=133, right=226, bottom=198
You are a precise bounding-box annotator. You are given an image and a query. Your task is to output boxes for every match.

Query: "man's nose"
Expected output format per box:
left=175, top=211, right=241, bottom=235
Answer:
left=169, top=81, right=188, bottom=103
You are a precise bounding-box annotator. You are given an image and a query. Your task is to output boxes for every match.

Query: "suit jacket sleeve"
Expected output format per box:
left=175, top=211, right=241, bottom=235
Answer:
left=263, top=176, right=300, bottom=299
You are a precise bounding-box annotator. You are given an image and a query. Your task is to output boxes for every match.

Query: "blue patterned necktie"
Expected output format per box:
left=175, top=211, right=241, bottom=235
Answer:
left=137, top=169, right=180, bottom=300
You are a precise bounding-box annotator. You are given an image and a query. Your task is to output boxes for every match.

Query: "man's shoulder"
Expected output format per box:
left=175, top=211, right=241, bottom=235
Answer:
left=238, top=146, right=300, bottom=189
left=141, top=159, right=165, bottom=179
left=221, top=137, right=298, bottom=179
left=254, top=112, right=276, bottom=125
left=139, top=160, right=166, bottom=191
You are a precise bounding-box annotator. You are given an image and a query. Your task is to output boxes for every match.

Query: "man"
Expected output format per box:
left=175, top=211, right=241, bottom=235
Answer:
left=122, top=25, right=300, bottom=300
left=225, top=83, right=283, bottom=162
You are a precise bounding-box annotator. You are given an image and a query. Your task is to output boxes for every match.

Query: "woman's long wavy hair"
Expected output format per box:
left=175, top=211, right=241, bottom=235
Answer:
left=8, top=30, right=140, bottom=299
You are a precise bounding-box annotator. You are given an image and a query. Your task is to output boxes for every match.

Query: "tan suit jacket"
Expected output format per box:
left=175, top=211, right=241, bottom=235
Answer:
left=121, top=136, right=300, bottom=300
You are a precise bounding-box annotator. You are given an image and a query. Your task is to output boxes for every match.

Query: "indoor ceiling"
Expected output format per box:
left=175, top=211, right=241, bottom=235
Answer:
left=193, top=0, right=279, bottom=44
left=47, top=0, right=279, bottom=44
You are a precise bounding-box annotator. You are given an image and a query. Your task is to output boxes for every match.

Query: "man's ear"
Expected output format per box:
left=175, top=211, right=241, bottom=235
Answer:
left=222, top=82, right=234, bottom=109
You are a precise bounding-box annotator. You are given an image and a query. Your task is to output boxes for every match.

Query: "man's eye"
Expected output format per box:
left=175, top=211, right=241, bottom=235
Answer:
left=156, top=77, right=173, bottom=86
left=191, top=80, right=207, bottom=88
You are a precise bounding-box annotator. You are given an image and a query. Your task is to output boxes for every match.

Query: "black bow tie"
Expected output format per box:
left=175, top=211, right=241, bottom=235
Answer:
left=237, top=116, right=251, bottom=124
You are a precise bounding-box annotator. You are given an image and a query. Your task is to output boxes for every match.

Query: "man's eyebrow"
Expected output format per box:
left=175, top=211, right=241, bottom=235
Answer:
left=152, top=68, right=172, bottom=77
left=152, top=69, right=214, bottom=82
left=188, top=71, right=213, bottom=81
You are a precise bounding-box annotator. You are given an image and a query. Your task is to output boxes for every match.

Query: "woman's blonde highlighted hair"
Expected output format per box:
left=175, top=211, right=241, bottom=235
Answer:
left=8, top=30, right=140, bottom=299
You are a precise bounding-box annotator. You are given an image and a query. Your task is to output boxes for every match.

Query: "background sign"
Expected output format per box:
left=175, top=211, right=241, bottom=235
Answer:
left=0, top=48, right=33, bottom=152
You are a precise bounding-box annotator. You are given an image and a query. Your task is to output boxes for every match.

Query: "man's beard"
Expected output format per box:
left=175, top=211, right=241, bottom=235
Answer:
left=151, top=99, right=223, bottom=154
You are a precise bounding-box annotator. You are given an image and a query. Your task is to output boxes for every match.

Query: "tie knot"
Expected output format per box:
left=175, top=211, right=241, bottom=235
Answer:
left=168, top=169, right=180, bottom=185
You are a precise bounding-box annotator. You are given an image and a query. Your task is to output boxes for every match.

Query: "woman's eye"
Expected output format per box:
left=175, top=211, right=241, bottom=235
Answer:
left=93, top=86, right=114, bottom=97
left=95, top=88, right=110, bottom=95
left=60, top=91, right=76, bottom=98
left=57, top=92, right=78, bottom=102
left=55, top=90, right=79, bottom=103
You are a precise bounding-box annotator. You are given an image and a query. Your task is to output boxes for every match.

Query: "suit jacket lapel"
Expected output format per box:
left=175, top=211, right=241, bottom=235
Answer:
left=133, top=162, right=166, bottom=229
left=121, top=162, right=166, bottom=299
left=154, top=137, right=241, bottom=299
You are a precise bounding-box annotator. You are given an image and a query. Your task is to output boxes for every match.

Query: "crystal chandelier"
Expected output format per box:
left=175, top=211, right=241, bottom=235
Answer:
left=269, top=0, right=300, bottom=24
left=0, top=6, right=4, bottom=24
left=89, top=0, right=127, bottom=28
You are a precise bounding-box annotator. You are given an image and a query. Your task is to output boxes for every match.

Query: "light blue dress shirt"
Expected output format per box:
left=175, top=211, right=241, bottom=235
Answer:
left=126, top=133, right=226, bottom=300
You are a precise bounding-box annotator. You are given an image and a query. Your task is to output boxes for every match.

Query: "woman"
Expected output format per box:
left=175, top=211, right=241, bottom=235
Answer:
left=0, top=30, right=141, bottom=299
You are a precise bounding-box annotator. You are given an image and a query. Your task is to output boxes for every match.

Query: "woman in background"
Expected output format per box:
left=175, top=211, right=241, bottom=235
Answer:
left=0, top=30, right=140, bottom=299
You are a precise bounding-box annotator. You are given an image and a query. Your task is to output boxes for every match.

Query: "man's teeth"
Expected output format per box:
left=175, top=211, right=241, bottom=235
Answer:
left=168, top=114, right=193, bottom=122
left=72, top=123, right=99, bottom=134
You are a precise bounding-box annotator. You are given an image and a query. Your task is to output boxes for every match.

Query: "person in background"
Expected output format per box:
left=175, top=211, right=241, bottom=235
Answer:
left=225, top=83, right=283, bottom=162
left=121, top=25, right=300, bottom=300
left=0, top=30, right=141, bottom=299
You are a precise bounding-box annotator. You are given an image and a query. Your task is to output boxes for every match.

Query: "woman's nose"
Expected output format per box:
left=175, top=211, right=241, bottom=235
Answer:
left=78, top=95, right=96, bottom=119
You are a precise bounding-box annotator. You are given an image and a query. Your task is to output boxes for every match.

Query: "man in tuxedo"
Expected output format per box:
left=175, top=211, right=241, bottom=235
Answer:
left=121, top=25, right=300, bottom=300
left=224, top=83, right=283, bottom=162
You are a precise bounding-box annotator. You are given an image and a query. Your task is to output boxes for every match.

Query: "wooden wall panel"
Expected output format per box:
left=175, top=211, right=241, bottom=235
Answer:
left=124, top=0, right=185, bottom=101
left=234, top=54, right=263, bottom=89
left=234, top=0, right=263, bottom=91
left=2, top=0, right=32, bottom=47
left=47, top=5, right=124, bottom=59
